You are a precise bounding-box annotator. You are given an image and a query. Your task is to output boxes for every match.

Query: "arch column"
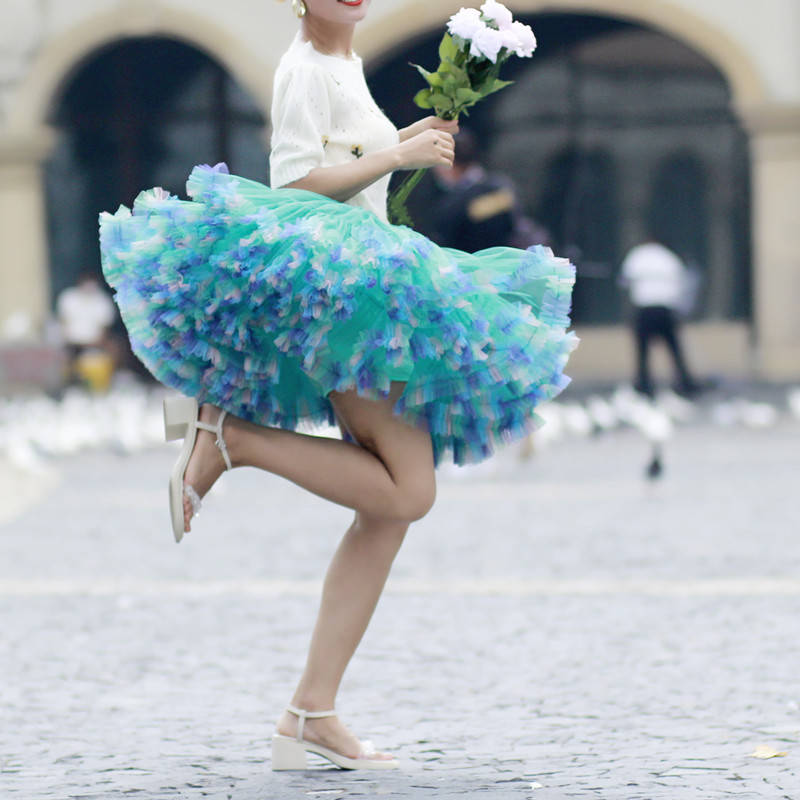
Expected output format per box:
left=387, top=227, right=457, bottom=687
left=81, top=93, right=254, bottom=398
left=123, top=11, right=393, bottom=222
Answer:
left=0, top=129, right=55, bottom=340
left=742, top=104, right=800, bottom=379
left=0, top=3, right=275, bottom=345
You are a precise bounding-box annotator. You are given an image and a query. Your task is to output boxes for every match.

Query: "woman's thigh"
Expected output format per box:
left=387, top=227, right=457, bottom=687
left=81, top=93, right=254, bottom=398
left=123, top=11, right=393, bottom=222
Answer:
left=330, top=384, right=436, bottom=513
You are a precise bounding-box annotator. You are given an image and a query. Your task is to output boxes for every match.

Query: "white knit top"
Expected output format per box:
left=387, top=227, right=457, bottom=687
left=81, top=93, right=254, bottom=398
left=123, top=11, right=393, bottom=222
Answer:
left=270, top=35, right=399, bottom=221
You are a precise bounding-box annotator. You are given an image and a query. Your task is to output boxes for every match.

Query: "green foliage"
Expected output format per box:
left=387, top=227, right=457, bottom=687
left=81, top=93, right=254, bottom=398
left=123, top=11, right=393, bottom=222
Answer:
left=390, top=30, right=528, bottom=224
left=410, top=37, right=515, bottom=121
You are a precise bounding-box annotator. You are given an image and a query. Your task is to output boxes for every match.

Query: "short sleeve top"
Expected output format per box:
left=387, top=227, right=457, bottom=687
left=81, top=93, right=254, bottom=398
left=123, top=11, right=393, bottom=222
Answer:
left=270, top=35, right=399, bottom=221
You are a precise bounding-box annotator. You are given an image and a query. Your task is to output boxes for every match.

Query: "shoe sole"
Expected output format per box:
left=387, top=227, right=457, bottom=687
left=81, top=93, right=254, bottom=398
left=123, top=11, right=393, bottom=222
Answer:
left=164, top=396, right=199, bottom=543
left=271, top=734, right=399, bottom=771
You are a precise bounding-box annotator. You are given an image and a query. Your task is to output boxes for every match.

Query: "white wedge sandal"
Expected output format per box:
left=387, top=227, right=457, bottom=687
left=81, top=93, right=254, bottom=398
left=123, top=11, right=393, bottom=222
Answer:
left=163, top=396, right=232, bottom=543
left=271, top=706, right=399, bottom=771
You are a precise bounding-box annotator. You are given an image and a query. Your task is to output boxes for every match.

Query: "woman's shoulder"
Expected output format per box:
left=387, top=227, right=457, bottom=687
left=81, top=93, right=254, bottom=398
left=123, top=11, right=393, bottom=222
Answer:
left=273, top=61, right=331, bottom=111
left=277, top=35, right=363, bottom=80
left=277, top=38, right=322, bottom=77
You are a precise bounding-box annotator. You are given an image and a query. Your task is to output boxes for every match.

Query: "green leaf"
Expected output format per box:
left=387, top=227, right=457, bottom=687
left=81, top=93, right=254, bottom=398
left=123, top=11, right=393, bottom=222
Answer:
left=441, top=73, right=460, bottom=94
left=413, top=88, right=433, bottom=109
left=411, top=62, right=431, bottom=79
left=478, top=78, right=514, bottom=98
left=428, top=93, right=455, bottom=111
left=438, top=33, right=460, bottom=63
left=443, top=59, right=469, bottom=83
left=387, top=196, right=414, bottom=227
left=455, top=87, right=482, bottom=104
left=412, top=63, right=445, bottom=89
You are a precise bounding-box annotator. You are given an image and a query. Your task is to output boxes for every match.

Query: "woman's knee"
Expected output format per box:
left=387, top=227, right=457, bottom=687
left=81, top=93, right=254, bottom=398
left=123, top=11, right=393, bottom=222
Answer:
left=397, top=479, right=436, bottom=522
left=359, top=479, right=435, bottom=528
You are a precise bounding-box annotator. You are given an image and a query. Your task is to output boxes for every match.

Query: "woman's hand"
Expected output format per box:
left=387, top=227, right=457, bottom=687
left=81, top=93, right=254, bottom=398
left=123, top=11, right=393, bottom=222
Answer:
left=395, top=128, right=456, bottom=171
left=398, top=116, right=459, bottom=143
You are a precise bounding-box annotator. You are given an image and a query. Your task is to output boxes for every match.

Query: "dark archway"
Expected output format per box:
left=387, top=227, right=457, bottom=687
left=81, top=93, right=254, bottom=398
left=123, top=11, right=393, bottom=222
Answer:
left=368, top=12, right=751, bottom=326
left=45, top=37, right=269, bottom=303
left=647, top=152, right=710, bottom=267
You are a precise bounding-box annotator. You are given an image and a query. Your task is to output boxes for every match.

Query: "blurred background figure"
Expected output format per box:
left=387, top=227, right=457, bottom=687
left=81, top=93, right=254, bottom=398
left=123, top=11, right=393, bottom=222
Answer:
left=56, top=271, right=116, bottom=392
left=432, top=129, right=549, bottom=252
left=619, top=238, right=703, bottom=399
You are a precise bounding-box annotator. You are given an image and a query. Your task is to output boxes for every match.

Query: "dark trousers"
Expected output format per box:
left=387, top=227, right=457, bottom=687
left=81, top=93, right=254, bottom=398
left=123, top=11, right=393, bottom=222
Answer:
left=633, top=305, right=696, bottom=397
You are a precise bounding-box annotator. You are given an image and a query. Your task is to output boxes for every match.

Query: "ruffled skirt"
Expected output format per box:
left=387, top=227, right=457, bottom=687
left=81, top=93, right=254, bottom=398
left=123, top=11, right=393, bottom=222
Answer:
left=99, top=164, right=577, bottom=465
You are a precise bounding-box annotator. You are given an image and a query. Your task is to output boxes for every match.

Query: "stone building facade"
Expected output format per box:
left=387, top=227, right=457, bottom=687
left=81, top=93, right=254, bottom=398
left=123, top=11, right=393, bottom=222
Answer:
left=1, top=0, right=798, bottom=382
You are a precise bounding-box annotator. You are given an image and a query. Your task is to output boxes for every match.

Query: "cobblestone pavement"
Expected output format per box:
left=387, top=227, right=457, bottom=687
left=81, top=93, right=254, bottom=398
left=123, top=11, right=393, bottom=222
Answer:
left=1, top=416, right=799, bottom=799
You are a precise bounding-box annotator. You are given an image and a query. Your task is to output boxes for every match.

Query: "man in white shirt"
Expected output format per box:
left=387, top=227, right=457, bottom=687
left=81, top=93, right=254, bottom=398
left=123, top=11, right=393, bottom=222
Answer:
left=620, top=239, right=701, bottom=398
left=56, top=272, right=116, bottom=386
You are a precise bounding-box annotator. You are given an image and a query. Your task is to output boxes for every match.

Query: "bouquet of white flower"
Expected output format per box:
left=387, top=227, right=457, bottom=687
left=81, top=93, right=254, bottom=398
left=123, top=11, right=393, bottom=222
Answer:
left=388, top=0, right=537, bottom=225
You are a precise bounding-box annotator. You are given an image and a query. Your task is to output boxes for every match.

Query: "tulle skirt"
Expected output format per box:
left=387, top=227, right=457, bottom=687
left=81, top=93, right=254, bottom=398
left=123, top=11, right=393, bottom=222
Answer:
left=99, top=164, right=577, bottom=465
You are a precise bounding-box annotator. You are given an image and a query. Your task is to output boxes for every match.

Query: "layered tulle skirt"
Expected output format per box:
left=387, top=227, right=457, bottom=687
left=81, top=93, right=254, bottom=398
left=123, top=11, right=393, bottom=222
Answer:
left=99, top=164, right=577, bottom=465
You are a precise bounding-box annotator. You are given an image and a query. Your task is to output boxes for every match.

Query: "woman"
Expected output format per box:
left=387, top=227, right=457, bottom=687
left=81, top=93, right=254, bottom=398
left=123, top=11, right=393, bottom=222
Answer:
left=100, top=0, right=576, bottom=771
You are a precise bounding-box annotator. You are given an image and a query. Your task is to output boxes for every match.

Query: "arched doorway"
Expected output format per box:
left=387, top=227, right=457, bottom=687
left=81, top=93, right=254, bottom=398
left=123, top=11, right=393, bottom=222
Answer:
left=368, top=12, right=751, bottom=327
left=45, top=37, right=269, bottom=303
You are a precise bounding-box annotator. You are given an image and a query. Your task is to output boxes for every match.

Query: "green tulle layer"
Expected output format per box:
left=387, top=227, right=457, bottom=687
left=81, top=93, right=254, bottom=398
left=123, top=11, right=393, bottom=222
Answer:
left=100, top=164, right=577, bottom=465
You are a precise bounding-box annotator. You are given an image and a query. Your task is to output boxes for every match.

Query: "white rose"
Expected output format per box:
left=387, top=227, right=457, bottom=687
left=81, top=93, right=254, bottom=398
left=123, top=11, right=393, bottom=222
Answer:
left=447, top=7, right=485, bottom=41
left=469, top=25, right=505, bottom=63
left=480, top=0, right=514, bottom=30
left=499, top=26, right=520, bottom=53
left=510, top=20, right=537, bottom=57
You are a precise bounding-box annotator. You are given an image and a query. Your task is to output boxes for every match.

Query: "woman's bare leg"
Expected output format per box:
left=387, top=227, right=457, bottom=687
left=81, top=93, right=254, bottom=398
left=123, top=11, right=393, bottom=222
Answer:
left=276, top=512, right=409, bottom=759
left=181, top=385, right=435, bottom=758
left=276, top=386, right=432, bottom=758
left=182, top=386, right=435, bottom=530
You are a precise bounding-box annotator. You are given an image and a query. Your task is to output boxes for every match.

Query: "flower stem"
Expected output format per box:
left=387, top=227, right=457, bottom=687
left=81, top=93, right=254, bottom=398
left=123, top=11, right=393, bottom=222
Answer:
left=387, top=168, right=427, bottom=226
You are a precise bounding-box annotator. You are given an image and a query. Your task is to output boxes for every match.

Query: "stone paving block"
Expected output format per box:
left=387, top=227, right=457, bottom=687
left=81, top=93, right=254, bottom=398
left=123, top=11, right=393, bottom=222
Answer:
left=1, top=422, right=799, bottom=797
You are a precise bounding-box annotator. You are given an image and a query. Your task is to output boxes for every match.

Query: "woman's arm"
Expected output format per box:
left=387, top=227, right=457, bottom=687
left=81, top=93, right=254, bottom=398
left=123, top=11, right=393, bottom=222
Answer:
left=398, top=116, right=459, bottom=143
left=285, top=118, right=459, bottom=202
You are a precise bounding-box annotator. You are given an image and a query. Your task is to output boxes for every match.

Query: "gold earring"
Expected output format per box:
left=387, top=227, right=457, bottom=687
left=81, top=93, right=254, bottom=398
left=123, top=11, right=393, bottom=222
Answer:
left=292, top=0, right=307, bottom=18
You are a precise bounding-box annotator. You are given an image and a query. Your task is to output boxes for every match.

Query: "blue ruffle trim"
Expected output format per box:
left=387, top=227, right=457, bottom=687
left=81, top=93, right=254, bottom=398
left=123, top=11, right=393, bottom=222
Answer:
left=100, top=164, right=578, bottom=465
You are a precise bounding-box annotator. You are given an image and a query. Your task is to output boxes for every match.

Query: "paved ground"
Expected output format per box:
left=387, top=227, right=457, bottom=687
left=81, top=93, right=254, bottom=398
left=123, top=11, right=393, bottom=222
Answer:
left=1, top=403, right=799, bottom=799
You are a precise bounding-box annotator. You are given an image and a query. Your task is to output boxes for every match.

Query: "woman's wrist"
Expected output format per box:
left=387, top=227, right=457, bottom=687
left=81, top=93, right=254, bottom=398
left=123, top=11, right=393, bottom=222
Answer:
left=398, top=119, right=427, bottom=143
left=397, top=125, right=415, bottom=144
left=386, top=145, right=406, bottom=172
